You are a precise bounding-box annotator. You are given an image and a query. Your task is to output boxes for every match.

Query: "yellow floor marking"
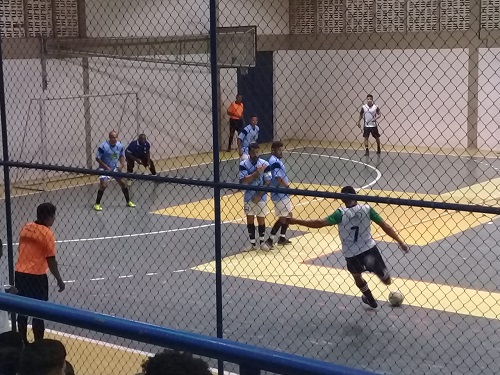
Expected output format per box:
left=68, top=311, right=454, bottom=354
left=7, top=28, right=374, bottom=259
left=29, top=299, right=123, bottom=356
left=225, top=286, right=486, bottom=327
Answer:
left=154, top=182, right=497, bottom=246
left=191, top=241, right=500, bottom=320
left=19, top=330, right=149, bottom=375
left=27, top=329, right=220, bottom=375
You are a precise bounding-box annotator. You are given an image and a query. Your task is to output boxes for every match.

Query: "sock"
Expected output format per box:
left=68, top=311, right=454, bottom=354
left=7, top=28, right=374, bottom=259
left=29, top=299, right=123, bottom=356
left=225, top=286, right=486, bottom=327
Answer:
left=122, top=187, right=130, bottom=202
left=280, top=223, right=289, bottom=238
left=247, top=224, right=256, bottom=245
left=258, top=225, right=266, bottom=243
left=359, top=283, right=376, bottom=303
left=96, top=190, right=104, bottom=204
left=270, top=221, right=281, bottom=241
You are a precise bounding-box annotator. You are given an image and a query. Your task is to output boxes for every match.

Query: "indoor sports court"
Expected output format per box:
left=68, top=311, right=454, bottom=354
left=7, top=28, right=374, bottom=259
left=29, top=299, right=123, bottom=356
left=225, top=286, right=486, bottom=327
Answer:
left=2, top=143, right=500, bottom=375
left=3, top=0, right=500, bottom=374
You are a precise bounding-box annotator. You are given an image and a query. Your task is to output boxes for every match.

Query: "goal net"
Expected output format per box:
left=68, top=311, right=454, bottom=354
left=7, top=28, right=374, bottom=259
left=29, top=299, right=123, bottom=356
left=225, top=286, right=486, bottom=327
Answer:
left=12, top=92, right=141, bottom=191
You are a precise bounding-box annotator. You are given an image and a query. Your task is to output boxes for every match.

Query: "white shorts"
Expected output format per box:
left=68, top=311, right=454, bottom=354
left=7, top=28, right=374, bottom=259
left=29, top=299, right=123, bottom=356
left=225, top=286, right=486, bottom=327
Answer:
left=274, top=197, right=293, bottom=217
left=244, top=201, right=268, bottom=217
left=99, top=168, right=122, bottom=181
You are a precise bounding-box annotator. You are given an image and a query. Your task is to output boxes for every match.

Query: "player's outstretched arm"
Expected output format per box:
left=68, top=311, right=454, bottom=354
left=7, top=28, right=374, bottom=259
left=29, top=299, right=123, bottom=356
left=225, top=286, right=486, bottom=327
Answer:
left=288, top=218, right=330, bottom=229
left=378, top=220, right=409, bottom=253
left=96, top=157, right=110, bottom=171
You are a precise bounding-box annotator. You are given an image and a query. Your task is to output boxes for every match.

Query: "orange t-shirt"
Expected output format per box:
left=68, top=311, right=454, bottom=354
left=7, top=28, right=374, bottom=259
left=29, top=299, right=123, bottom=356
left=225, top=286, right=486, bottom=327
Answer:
left=15, top=222, right=56, bottom=275
left=227, top=102, right=244, bottom=120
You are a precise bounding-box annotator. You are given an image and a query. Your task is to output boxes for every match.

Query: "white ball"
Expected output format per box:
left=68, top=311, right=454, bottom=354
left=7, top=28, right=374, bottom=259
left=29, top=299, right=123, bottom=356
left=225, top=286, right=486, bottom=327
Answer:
left=388, top=290, right=404, bottom=307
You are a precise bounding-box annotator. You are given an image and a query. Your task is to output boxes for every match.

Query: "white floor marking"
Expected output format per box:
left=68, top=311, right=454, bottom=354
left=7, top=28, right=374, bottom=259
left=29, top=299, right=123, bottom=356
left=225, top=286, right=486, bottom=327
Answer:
left=118, top=275, right=133, bottom=279
left=90, top=277, right=106, bottom=281
left=289, top=151, right=382, bottom=189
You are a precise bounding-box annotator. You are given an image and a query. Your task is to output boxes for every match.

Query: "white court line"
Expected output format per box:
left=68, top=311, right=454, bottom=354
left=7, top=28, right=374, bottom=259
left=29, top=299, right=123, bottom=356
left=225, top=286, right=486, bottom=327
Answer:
left=90, top=277, right=105, bottom=281
left=43, top=328, right=240, bottom=375
left=118, top=275, right=133, bottom=279
left=290, top=151, right=382, bottom=189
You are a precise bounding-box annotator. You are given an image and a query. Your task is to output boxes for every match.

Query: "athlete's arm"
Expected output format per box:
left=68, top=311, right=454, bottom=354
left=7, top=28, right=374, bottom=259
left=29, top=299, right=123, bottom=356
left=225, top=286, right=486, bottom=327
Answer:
left=276, top=176, right=289, bottom=188
left=237, top=138, right=243, bottom=157
left=96, top=157, right=110, bottom=170
left=377, top=221, right=409, bottom=253
left=375, top=107, right=381, bottom=119
left=288, top=217, right=331, bottom=229
left=118, top=155, right=126, bottom=171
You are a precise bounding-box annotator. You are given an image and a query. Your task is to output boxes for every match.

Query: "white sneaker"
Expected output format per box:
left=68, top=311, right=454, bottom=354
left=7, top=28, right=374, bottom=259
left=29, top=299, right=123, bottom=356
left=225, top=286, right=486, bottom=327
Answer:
left=251, top=243, right=259, bottom=250
left=260, top=242, right=270, bottom=251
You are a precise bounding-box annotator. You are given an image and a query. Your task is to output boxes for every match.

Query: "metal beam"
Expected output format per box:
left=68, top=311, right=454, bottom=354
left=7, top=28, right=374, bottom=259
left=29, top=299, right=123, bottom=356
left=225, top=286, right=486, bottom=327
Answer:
left=4, top=30, right=500, bottom=60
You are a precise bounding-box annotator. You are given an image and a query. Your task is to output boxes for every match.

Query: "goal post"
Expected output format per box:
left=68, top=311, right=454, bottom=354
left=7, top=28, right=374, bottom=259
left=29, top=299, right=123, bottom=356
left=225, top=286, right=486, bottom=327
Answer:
left=12, top=92, right=141, bottom=191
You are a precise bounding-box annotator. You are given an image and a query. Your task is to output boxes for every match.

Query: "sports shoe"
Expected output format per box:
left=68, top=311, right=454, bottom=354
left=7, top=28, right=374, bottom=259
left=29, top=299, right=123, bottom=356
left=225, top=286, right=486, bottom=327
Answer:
left=251, top=243, right=259, bottom=250
left=264, top=238, right=274, bottom=249
left=260, top=242, right=271, bottom=251
left=364, top=149, right=369, bottom=156
left=127, top=180, right=133, bottom=187
left=376, top=149, right=381, bottom=155
left=277, top=238, right=292, bottom=246
left=127, top=201, right=136, bottom=208
left=362, top=295, right=378, bottom=309
left=93, top=204, right=102, bottom=211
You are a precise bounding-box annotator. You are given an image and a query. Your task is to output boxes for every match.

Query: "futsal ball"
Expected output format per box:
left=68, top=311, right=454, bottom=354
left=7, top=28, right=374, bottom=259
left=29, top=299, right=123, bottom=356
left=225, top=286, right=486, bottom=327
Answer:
left=388, top=290, right=404, bottom=307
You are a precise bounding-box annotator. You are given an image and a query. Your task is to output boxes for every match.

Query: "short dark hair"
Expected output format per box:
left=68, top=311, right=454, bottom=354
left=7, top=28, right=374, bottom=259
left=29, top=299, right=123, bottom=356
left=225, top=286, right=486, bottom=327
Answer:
left=249, top=114, right=258, bottom=119
left=139, top=133, right=146, bottom=138
left=0, top=347, right=22, bottom=375
left=271, top=141, right=283, bottom=150
left=341, top=186, right=356, bottom=195
left=141, top=350, right=211, bottom=375
left=248, top=142, right=260, bottom=152
left=367, top=94, right=373, bottom=100
left=18, top=339, right=66, bottom=375
left=0, top=331, right=24, bottom=375
left=65, top=360, right=75, bottom=375
left=36, top=203, right=56, bottom=222
left=0, top=331, right=23, bottom=350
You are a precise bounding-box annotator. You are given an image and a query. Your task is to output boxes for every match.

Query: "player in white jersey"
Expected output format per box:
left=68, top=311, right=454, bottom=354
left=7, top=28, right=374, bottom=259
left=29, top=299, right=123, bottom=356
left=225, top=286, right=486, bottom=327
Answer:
left=239, top=143, right=272, bottom=251
left=288, top=186, right=409, bottom=308
left=264, top=141, right=293, bottom=249
left=237, top=115, right=259, bottom=161
left=359, top=94, right=381, bottom=156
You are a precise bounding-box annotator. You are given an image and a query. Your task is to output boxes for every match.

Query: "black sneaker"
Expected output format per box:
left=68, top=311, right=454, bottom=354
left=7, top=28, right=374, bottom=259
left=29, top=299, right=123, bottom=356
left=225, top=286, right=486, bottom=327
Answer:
left=264, top=238, right=274, bottom=249
left=362, top=295, right=378, bottom=308
left=364, top=149, right=369, bottom=156
left=277, top=238, right=292, bottom=246
left=376, top=149, right=381, bottom=155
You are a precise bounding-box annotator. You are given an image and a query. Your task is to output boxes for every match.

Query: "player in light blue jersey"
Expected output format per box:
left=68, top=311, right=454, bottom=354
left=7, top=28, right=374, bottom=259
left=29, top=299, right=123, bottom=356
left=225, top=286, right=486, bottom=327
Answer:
left=288, top=186, right=409, bottom=309
left=264, top=141, right=293, bottom=249
left=93, top=131, right=136, bottom=211
left=239, top=143, right=272, bottom=251
left=237, top=115, right=259, bottom=161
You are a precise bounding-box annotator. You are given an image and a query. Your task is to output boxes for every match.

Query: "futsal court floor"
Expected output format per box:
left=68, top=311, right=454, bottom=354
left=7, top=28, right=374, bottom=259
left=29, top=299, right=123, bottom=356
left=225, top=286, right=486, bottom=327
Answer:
left=1, top=141, right=500, bottom=375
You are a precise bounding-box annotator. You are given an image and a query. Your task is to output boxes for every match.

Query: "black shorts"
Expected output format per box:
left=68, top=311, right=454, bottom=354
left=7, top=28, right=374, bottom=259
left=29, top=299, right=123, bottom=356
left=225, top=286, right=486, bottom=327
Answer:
left=229, top=118, right=243, bottom=133
left=363, top=126, right=380, bottom=138
left=345, top=246, right=389, bottom=279
left=15, top=272, right=49, bottom=301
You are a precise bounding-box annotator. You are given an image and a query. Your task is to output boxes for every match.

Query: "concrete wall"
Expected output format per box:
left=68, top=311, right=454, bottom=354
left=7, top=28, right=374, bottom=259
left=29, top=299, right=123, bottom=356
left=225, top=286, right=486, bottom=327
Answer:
left=478, top=48, right=500, bottom=151
left=274, top=49, right=470, bottom=150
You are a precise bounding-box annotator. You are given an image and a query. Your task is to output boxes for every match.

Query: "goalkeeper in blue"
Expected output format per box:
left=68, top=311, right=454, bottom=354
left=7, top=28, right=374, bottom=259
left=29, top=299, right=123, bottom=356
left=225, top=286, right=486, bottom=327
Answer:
left=93, top=131, right=136, bottom=211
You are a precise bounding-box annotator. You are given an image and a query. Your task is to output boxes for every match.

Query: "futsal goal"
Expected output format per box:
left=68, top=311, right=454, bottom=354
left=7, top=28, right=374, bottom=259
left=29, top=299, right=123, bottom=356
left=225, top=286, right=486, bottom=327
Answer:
left=12, top=92, right=141, bottom=191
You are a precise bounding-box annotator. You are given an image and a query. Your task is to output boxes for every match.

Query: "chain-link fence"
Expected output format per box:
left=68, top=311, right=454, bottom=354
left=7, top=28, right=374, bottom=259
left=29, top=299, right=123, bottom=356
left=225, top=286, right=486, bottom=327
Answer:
left=2, top=0, right=500, bottom=374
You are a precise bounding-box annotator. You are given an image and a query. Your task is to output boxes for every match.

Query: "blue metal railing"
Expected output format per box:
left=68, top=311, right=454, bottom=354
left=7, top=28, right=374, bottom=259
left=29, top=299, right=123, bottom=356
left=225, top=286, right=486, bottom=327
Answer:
left=0, top=293, right=377, bottom=375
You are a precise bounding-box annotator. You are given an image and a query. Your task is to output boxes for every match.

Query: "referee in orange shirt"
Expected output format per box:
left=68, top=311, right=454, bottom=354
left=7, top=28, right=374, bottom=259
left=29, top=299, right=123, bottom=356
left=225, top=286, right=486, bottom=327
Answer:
left=15, top=203, right=65, bottom=344
left=227, top=94, right=244, bottom=152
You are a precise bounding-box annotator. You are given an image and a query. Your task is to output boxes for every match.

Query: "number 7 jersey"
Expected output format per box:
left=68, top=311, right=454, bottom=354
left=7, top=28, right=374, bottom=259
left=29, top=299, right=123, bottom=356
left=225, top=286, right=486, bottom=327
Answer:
left=326, top=204, right=383, bottom=258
